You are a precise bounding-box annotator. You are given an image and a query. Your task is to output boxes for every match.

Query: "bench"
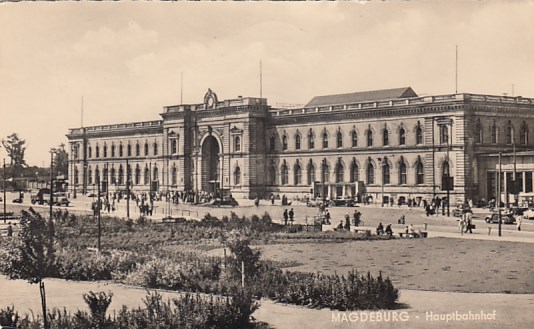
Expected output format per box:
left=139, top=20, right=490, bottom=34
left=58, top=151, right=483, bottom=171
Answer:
left=352, top=226, right=374, bottom=234
left=399, top=231, right=428, bottom=238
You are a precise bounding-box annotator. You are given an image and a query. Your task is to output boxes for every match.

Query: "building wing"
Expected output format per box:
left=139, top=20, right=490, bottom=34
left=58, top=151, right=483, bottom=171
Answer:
left=305, top=87, right=418, bottom=108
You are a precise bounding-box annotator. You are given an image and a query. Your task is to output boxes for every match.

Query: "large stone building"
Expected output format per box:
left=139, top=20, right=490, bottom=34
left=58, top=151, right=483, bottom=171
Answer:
left=66, top=87, right=534, bottom=205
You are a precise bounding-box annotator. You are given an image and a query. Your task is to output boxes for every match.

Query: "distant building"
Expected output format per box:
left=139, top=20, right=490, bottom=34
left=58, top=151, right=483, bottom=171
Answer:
left=66, top=87, right=534, bottom=205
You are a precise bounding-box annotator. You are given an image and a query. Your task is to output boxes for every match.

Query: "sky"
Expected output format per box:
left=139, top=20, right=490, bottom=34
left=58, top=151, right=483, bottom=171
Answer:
left=1, top=1, right=533, bottom=166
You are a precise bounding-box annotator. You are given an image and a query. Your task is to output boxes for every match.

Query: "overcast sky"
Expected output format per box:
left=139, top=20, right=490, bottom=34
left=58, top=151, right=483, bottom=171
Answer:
left=1, top=1, right=533, bottom=166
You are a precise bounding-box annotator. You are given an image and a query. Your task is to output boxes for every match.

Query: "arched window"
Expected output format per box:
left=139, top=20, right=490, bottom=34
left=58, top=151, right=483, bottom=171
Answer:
left=103, top=167, right=108, bottom=183
left=294, top=163, right=302, bottom=185
left=234, top=166, right=241, bottom=185
left=351, top=131, right=358, bottom=147
left=74, top=167, right=79, bottom=185
left=270, top=136, right=276, bottom=152
left=442, top=161, right=450, bottom=177
left=95, top=145, right=100, bottom=158
left=475, top=119, right=483, bottom=144
left=153, top=167, right=159, bottom=182
left=144, top=142, right=149, bottom=156
left=367, top=130, right=373, bottom=147
left=119, top=144, right=124, bottom=157
left=491, top=122, right=497, bottom=144
left=144, top=167, right=150, bottom=185
left=308, top=129, right=315, bottom=149
left=88, top=146, right=92, bottom=159
left=336, top=130, right=343, bottom=148
left=383, top=162, right=390, bottom=185
left=350, top=161, right=359, bottom=183
left=172, top=166, right=177, bottom=185
left=95, top=167, right=100, bottom=184
left=366, top=163, right=375, bottom=184
left=416, top=125, right=423, bottom=145
left=399, top=162, right=407, bottom=185
left=321, top=161, right=329, bottom=183
left=295, top=134, right=301, bottom=150
left=335, top=162, right=344, bottom=183
left=416, top=161, right=424, bottom=185
left=135, top=165, right=141, bottom=185
left=136, top=143, right=140, bottom=157
left=127, top=144, right=132, bottom=157
left=87, top=166, right=93, bottom=185
left=282, top=135, right=288, bottom=151
left=440, top=125, right=449, bottom=144
left=171, top=139, right=178, bottom=154
left=506, top=123, right=513, bottom=144
left=399, top=128, right=406, bottom=146
left=118, top=165, right=124, bottom=185
left=269, top=163, right=276, bottom=185
left=153, top=142, right=159, bottom=156
left=322, top=131, right=329, bottom=149
left=111, top=144, right=116, bottom=158
left=281, top=163, right=289, bottom=185
left=126, top=164, right=132, bottom=184
left=520, top=122, right=528, bottom=145
left=110, top=167, right=116, bottom=184
left=307, top=162, right=315, bottom=185
left=383, top=129, right=389, bottom=146
left=234, top=136, right=241, bottom=152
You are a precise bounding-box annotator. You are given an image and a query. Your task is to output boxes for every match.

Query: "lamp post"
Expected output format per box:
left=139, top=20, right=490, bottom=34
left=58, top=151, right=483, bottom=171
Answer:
left=126, top=158, right=130, bottom=220
left=49, top=148, right=57, bottom=220
left=3, top=158, right=6, bottom=223
left=436, top=117, right=453, bottom=217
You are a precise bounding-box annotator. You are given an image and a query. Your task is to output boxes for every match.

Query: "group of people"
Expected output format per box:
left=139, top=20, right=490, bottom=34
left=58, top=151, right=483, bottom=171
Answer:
left=282, top=208, right=295, bottom=225
left=376, top=222, right=394, bottom=236
left=334, top=209, right=363, bottom=231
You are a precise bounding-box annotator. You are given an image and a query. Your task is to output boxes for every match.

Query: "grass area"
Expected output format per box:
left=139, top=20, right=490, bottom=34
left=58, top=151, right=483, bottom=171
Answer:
left=257, top=237, right=534, bottom=294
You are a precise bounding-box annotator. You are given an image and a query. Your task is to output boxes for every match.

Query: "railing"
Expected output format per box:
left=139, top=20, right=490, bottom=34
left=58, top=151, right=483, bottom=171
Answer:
left=69, top=120, right=163, bottom=135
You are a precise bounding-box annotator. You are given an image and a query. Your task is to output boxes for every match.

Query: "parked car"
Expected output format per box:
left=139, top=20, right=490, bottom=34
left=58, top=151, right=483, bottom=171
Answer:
left=485, top=212, right=516, bottom=224
left=523, top=208, right=534, bottom=220
left=329, top=198, right=357, bottom=207
left=211, top=197, right=239, bottom=207
left=452, top=204, right=471, bottom=218
left=306, top=199, right=323, bottom=207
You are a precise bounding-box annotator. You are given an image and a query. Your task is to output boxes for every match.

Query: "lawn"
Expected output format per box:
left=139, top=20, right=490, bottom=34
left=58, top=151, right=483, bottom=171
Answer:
left=256, top=237, right=534, bottom=294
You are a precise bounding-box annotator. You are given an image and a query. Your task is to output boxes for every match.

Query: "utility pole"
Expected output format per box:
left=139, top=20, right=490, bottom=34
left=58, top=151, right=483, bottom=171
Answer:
left=498, top=152, right=502, bottom=237
left=49, top=149, right=56, bottom=220
left=3, top=159, right=6, bottom=223
left=97, top=174, right=101, bottom=251
left=126, top=158, right=130, bottom=220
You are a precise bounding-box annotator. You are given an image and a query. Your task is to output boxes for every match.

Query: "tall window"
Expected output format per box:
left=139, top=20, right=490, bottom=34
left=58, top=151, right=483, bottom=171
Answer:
left=87, top=167, right=93, bottom=185
left=335, top=163, right=344, bottom=183
left=95, top=145, right=100, bottom=158
left=153, top=167, right=159, bottom=182
left=144, top=167, right=150, bottom=184
left=416, top=162, right=424, bottom=185
left=282, top=135, right=288, bottom=151
left=111, top=144, right=116, bottom=158
left=135, top=165, right=141, bottom=185
left=399, top=128, right=406, bottom=146
left=103, top=145, right=108, bottom=158
left=294, top=163, right=302, bottom=185
left=383, top=129, right=389, bottom=146
left=281, top=163, right=289, bottom=185
left=366, top=163, right=375, bottom=184
left=234, top=166, right=241, bottom=185
left=127, top=144, right=132, bottom=157
left=119, top=144, right=124, bottom=157
left=95, top=167, right=100, bottom=184
left=308, top=130, right=315, bottom=149
left=442, top=161, right=450, bottom=177
left=110, top=167, right=116, bottom=184
left=171, top=139, right=177, bottom=154
left=270, top=136, right=276, bottom=152
left=520, top=122, right=528, bottom=145
left=506, top=124, right=513, bottom=144
left=136, top=143, right=140, bottom=157
left=399, top=162, right=407, bottom=185
left=153, top=142, right=159, bottom=156
left=321, top=162, right=329, bottom=183
left=475, top=120, right=483, bottom=144
left=383, top=162, right=390, bottom=185
left=367, top=130, right=373, bottom=147
left=336, top=131, right=343, bottom=148
left=103, top=167, right=108, bottom=183
left=491, top=122, right=497, bottom=144
left=350, top=162, right=359, bottom=182
left=416, top=126, right=423, bottom=145
left=88, top=146, right=92, bottom=159
left=118, top=165, right=124, bottom=185
left=322, top=131, right=329, bottom=149
left=144, top=142, right=149, bottom=156
left=295, top=134, right=301, bottom=150
left=74, top=167, right=79, bottom=185
left=234, top=136, right=241, bottom=152
left=351, top=131, right=358, bottom=147
left=307, top=163, right=315, bottom=185
left=269, top=163, right=276, bottom=185
left=440, top=125, right=449, bottom=145
left=172, top=166, right=177, bottom=185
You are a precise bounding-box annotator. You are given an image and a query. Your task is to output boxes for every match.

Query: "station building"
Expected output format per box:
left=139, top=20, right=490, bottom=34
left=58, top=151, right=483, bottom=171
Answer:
left=66, top=87, right=534, bottom=205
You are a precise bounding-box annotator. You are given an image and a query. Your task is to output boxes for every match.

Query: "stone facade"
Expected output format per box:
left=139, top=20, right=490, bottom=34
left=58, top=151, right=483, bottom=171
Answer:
left=66, top=88, right=534, bottom=204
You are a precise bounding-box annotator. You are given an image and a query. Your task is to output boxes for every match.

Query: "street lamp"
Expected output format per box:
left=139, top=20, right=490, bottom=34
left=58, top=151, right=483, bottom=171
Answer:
left=49, top=148, right=57, bottom=220
left=437, top=117, right=453, bottom=217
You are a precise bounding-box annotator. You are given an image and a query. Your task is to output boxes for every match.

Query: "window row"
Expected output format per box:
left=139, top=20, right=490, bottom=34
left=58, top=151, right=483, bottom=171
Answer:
left=271, top=124, right=424, bottom=152
left=474, top=120, right=529, bottom=145
left=78, top=165, right=179, bottom=186
left=86, top=139, right=178, bottom=159
left=267, top=158, right=431, bottom=186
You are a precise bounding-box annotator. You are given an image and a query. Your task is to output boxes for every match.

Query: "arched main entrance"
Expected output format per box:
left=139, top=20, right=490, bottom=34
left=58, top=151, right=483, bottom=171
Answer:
left=201, top=135, right=221, bottom=194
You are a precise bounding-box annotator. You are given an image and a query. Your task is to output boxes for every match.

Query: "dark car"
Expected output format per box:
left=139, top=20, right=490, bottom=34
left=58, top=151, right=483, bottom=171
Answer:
left=211, top=197, right=239, bottom=207
left=329, top=198, right=357, bottom=207
left=485, top=212, right=516, bottom=224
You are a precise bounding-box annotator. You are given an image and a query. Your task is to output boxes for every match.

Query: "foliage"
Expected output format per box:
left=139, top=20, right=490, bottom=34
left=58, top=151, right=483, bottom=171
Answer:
left=83, top=291, right=113, bottom=327
left=52, top=143, right=69, bottom=177
left=224, top=232, right=262, bottom=284
left=2, top=132, right=27, bottom=169
left=0, top=290, right=260, bottom=329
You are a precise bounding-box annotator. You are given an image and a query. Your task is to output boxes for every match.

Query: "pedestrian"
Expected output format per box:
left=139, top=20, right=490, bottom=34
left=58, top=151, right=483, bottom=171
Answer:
left=324, top=209, right=331, bottom=225
left=7, top=223, right=13, bottom=237
left=464, top=210, right=473, bottom=234
left=459, top=217, right=465, bottom=235
left=289, top=208, right=295, bottom=224
left=283, top=209, right=288, bottom=225
left=353, top=209, right=361, bottom=226
left=344, top=212, right=351, bottom=231
left=517, top=215, right=523, bottom=231
left=271, top=194, right=275, bottom=205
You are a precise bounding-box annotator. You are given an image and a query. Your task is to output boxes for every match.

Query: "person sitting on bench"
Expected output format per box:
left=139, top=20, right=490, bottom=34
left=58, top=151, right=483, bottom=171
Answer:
left=409, top=224, right=419, bottom=238
left=376, top=222, right=384, bottom=235
left=385, top=224, right=393, bottom=236
left=336, top=220, right=344, bottom=230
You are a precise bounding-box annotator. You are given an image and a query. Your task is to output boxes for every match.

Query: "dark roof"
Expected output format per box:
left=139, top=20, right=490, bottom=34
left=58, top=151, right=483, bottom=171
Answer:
left=305, top=87, right=418, bottom=108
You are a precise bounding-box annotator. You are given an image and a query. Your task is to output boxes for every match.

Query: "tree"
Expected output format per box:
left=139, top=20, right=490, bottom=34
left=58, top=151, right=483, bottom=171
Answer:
left=2, top=208, right=56, bottom=329
left=53, top=143, right=69, bottom=177
left=2, top=133, right=27, bottom=170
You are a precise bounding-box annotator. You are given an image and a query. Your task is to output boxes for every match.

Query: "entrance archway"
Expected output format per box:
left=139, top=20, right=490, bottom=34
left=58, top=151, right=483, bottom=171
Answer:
left=201, top=135, right=220, bottom=194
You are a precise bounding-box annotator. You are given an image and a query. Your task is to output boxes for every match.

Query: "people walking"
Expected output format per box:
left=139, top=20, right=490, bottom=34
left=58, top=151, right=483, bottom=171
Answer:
left=344, top=212, right=351, bottom=231
left=283, top=209, right=288, bottom=225
left=464, top=210, right=473, bottom=234
left=7, top=223, right=13, bottom=237
left=517, top=215, right=523, bottom=231
left=289, top=208, right=295, bottom=224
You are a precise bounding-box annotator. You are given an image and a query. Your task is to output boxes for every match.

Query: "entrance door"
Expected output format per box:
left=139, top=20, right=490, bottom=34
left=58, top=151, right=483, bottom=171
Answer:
left=201, top=136, right=220, bottom=193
